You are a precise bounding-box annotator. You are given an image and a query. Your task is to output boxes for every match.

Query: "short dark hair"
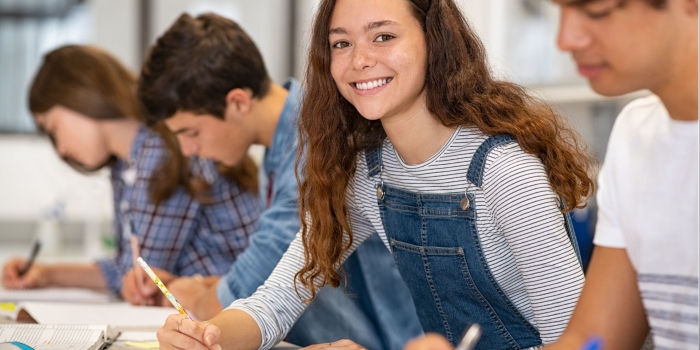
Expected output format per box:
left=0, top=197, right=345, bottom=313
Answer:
left=139, top=13, right=271, bottom=124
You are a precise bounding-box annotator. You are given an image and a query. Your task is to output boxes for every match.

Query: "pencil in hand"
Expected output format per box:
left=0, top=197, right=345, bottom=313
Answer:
left=136, top=257, right=192, bottom=320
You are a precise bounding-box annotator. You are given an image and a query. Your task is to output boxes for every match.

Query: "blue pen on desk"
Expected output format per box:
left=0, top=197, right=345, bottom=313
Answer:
left=581, top=337, right=603, bottom=350
left=455, top=324, right=481, bottom=350
left=17, top=240, right=41, bottom=277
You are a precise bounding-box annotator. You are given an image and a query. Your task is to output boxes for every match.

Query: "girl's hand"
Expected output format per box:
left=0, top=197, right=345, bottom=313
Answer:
left=2, top=258, right=49, bottom=289
left=404, top=334, right=454, bottom=350
left=157, top=314, right=221, bottom=350
left=301, top=339, right=368, bottom=349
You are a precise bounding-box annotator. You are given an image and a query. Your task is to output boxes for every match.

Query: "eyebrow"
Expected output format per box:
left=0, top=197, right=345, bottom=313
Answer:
left=170, top=127, right=191, bottom=135
left=329, top=20, right=399, bottom=35
left=558, top=0, right=607, bottom=6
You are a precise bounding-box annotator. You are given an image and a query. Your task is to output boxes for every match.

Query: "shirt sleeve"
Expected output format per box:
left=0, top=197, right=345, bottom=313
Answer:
left=225, top=177, right=376, bottom=350
left=482, top=144, right=585, bottom=344
left=215, top=167, right=301, bottom=306
left=592, top=125, right=626, bottom=249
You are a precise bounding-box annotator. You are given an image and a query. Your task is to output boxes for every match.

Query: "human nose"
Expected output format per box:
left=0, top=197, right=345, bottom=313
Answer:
left=351, top=42, right=376, bottom=71
left=178, top=136, right=199, bottom=156
left=556, top=8, right=592, bottom=52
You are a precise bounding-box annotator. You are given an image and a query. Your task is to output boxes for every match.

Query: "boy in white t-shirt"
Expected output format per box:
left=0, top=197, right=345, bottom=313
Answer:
left=546, top=0, right=698, bottom=349
left=405, top=0, right=697, bottom=350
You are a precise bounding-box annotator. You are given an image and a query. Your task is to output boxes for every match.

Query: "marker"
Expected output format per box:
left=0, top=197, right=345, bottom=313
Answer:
left=581, top=337, right=603, bottom=350
left=455, top=324, right=481, bottom=350
left=136, top=257, right=192, bottom=320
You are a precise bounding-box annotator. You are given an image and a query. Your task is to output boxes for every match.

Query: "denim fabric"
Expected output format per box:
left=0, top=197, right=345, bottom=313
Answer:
left=217, top=79, right=423, bottom=349
left=367, top=134, right=580, bottom=350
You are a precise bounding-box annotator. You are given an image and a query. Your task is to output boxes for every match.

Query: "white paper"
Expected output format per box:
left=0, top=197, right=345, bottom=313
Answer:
left=0, top=324, right=109, bottom=350
left=13, top=302, right=174, bottom=331
left=117, top=331, right=157, bottom=342
left=0, top=288, right=111, bottom=304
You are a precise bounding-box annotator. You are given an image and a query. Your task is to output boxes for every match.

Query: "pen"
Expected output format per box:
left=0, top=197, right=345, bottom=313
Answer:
left=136, top=257, right=192, bottom=320
left=581, top=337, right=603, bottom=350
left=18, top=240, right=41, bottom=277
left=130, top=235, right=145, bottom=291
left=455, top=324, right=481, bottom=350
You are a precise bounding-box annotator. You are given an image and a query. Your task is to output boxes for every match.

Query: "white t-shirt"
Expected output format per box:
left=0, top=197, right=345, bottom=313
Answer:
left=594, top=95, right=699, bottom=349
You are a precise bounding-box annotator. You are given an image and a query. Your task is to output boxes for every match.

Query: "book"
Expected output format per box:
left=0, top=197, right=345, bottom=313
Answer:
left=0, top=324, right=118, bottom=350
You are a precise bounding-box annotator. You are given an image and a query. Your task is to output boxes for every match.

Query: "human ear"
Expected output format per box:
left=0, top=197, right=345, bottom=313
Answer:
left=223, top=88, right=253, bottom=121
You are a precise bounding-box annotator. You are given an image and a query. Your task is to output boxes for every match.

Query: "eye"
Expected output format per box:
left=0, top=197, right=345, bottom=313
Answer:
left=332, top=41, right=351, bottom=49
left=186, top=130, right=199, bottom=138
left=581, top=1, right=617, bottom=19
left=375, top=34, right=394, bottom=42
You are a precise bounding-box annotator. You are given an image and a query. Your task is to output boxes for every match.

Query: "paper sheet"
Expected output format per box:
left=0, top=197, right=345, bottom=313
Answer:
left=0, top=288, right=111, bottom=304
left=118, top=331, right=157, bottom=342
left=14, top=302, right=174, bottom=331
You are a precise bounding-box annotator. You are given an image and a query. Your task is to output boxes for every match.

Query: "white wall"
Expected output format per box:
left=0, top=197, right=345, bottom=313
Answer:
left=150, top=0, right=293, bottom=83
left=0, top=136, right=113, bottom=222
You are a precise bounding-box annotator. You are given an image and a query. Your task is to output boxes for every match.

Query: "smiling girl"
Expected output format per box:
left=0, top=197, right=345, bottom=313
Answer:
left=156, top=0, right=595, bottom=349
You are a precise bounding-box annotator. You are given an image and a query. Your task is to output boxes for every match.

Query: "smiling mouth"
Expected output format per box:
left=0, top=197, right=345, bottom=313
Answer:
left=352, top=77, right=393, bottom=91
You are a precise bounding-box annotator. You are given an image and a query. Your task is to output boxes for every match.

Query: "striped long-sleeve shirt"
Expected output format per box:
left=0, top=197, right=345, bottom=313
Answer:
left=228, top=126, right=584, bottom=349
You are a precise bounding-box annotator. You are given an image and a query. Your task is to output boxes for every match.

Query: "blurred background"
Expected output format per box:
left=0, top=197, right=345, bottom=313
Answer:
left=0, top=0, right=646, bottom=268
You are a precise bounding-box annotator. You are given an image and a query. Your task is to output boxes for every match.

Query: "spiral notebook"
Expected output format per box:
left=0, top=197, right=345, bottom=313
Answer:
left=0, top=324, right=118, bottom=350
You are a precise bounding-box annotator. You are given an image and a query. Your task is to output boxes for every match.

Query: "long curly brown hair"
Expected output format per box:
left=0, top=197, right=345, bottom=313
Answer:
left=296, top=0, right=596, bottom=299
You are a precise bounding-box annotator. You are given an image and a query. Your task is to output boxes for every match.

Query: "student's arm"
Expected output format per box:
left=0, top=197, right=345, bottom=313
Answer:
left=2, top=259, right=106, bottom=289
left=545, top=246, right=649, bottom=349
left=483, top=145, right=585, bottom=343
left=214, top=166, right=302, bottom=306
left=158, top=179, right=377, bottom=349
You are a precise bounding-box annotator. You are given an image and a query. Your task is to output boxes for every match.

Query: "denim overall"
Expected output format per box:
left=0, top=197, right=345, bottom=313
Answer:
left=366, top=134, right=582, bottom=350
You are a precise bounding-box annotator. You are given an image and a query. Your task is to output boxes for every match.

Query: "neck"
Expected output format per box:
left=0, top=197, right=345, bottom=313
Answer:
left=653, top=27, right=698, bottom=121
left=251, top=83, right=289, bottom=147
left=102, top=119, right=141, bottom=162
left=380, top=95, right=457, bottom=165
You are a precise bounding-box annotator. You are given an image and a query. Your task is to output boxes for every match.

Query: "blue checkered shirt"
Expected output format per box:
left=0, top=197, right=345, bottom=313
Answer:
left=97, top=125, right=260, bottom=294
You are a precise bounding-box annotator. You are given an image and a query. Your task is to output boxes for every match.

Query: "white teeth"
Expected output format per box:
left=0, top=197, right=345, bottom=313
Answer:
left=355, top=78, right=390, bottom=90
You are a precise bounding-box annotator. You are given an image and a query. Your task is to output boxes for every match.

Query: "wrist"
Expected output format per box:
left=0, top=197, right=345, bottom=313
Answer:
left=38, top=264, right=53, bottom=287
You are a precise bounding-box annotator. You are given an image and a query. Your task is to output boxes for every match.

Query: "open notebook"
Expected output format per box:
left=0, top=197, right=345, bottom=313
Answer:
left=0, top=324, right=118, bottom=350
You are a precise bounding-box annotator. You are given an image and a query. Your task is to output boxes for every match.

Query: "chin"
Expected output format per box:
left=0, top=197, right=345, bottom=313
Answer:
left=353, top=106, right=385, bottom=121
left=588, top=77, right=641, bottom=97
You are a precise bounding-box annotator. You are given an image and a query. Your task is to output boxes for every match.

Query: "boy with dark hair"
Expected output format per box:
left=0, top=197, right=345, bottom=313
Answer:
left=129, top=13, right=423, bottom=349
left=405, top=0, right=697, bottom=349
left=545, top=0, right=698, bottom=349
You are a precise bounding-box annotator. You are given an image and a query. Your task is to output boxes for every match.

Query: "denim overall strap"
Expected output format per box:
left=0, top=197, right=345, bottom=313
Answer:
left=466, top=134, right=583, bottom=266
left=368, top=140, right=542, bottom=350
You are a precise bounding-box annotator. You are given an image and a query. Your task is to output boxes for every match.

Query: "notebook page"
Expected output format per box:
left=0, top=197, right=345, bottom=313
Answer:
left=0, top=288, right=111, bottom=304
left=0, top=324, right=107, bottom=350
left=16, top=302, right=173, bottom=331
